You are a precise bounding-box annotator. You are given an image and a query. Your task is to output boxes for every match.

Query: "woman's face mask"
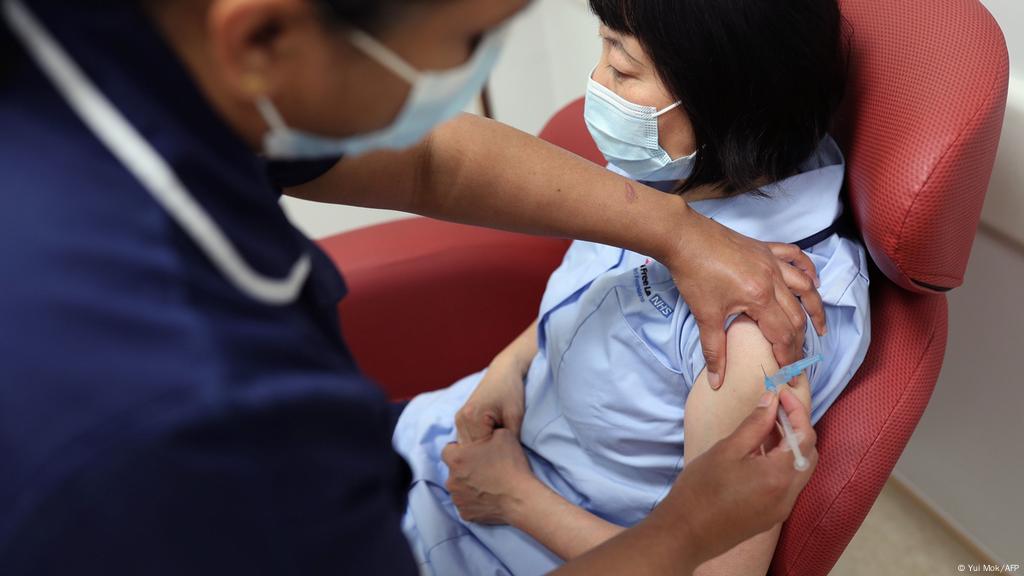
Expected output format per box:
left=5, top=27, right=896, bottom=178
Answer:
left=258, top=24, right=509, bottom=160
left=584, top=71, right=696, bottom=182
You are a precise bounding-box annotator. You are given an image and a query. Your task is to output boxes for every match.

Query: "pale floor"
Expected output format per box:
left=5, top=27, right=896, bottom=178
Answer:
left=830, top=478, right=1004, bottom=576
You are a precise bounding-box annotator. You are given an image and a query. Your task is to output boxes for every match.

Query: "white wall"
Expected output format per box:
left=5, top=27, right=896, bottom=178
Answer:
left=979, top=0, right=1024, bottom=77
left=894, top=230, right=1024, bottom=563
left=488, top=0, right=600, bottom=136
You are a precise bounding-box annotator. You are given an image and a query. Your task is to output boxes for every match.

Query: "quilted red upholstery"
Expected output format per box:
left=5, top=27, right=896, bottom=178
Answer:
left=771, top=284, right=948, bottom=575
left=318, top=0, right=1006, bottom=573
left=833, top=0, right=1008, bottom=293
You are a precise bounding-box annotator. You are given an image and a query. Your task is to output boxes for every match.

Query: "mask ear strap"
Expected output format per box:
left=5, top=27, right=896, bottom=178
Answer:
left=653, top=101, right=683, bottom=117
left=348, top=29, right=420, bottom=85
left=255, top=97, right=289, bottom=132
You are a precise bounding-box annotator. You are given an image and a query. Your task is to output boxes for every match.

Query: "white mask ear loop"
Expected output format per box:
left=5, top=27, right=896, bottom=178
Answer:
left=653, top=101, right=683, bottom=117
left=347, top=29, right=420, bottom=85
left=255, top=97, right=289, bottom=132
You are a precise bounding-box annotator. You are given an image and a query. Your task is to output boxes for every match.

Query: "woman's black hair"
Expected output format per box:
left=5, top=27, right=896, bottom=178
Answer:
left=590, top=0, right=848, bottom=196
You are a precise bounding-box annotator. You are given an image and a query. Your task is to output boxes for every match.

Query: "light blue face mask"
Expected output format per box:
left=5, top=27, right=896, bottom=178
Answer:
left=258, top=25, right=508, bottom=160
left=584, top=75, right=697, bottom=182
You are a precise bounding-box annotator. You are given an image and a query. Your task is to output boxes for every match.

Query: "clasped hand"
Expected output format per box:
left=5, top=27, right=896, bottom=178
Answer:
left=443, top=353, right=536, bottom=525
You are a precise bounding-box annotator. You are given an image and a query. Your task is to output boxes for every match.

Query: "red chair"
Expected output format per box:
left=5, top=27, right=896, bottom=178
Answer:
left=318, top=0, right=1008, bottom=573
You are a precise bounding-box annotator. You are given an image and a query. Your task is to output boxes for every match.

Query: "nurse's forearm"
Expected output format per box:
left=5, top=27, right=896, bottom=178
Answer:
left=413, top=114, right=692, bottom=263
left=551, top=508, right=702, bottom=576
left=288, top=114, right=830, bottom=385
left=508, top=480, right=625, bottom=562
left=287, top=114, right=692, bottom=265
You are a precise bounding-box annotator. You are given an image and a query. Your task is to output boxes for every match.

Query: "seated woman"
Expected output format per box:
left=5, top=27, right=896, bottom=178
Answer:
left=392, top=0, right=868, bottom=574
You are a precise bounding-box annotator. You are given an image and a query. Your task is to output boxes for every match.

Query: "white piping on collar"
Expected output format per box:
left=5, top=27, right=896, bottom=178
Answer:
left=2, top=0, right=310, bottom=306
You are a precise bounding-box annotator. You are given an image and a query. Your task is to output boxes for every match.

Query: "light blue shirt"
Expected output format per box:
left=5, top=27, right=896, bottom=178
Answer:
left=393, top=136, right=871, bottom=576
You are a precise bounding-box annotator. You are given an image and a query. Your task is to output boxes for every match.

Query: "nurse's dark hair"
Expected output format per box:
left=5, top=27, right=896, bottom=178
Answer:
left=589, top=0, right=849, bottom=196
left=0, top=15, right=15, bottom=84
left=0, top=0, right=414, bottom=82
left=316, top=0, right=408, bottom=29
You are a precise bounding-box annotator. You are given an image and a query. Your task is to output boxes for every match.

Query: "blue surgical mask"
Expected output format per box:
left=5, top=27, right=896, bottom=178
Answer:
left=258, top=25, right=509, bottom=160
left=584, top=74, right=696, bottom=182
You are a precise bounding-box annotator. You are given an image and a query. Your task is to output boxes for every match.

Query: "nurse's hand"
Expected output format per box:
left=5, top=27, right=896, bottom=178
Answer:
left=663, top=388, right=818, bottom=561
left=668, top=210, right=827, bottom=390
left=442, top=428, right=537, bottom=525
left=552, top=388, right=817, bottom=575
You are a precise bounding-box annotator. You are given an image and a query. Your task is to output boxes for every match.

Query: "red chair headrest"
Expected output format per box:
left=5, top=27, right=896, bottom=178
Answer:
left=833, top=0, right=1008, bottom=293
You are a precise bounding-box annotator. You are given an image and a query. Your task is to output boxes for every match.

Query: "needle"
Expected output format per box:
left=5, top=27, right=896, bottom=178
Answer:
left=762, top=356, right=823, bottom=470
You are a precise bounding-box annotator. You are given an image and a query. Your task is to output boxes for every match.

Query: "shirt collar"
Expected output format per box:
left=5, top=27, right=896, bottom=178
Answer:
left=688, top=137, right=845, bottom=244
left=612, top=136, right=846, bottom=245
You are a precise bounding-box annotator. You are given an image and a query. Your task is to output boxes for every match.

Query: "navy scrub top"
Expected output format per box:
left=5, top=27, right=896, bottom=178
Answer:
left=0, top=2, right=415, bottom=574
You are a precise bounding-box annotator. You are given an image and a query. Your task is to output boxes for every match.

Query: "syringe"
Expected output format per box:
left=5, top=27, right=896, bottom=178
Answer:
left=763, top=354, right=823, bottom=471
left=776, top=405, right=810, bottom=471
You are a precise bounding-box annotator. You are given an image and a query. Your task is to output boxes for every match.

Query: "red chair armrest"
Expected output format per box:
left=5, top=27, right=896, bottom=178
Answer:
left=318, top=217, right=569, bottom=400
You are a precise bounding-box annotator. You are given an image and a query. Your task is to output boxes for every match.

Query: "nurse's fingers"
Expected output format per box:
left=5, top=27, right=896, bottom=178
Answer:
left=696, top=315, right=728, bottom=390
left=767, top=387, right=818, bottom=458
left=770, top=243, right=826, bottom=337
left=779, top=268, right=826, bottom=340
left=778, top=263, right=827, bottom=337
left=768, top=243, right=820, bottom=288
left=775, top=281, right=808, bottom=343
left=748, top=296, right=803, bottom=368
left=724, top=391, right=781, bottom=458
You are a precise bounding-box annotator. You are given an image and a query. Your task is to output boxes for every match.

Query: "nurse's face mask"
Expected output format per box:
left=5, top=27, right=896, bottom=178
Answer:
left=584, top=72, right=696, bottom=182
left=257, top=25, right=508, bottom=160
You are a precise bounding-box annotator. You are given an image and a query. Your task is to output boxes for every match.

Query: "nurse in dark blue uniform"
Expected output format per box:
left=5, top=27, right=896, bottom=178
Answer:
left=0, top=0, right=825, bottom=574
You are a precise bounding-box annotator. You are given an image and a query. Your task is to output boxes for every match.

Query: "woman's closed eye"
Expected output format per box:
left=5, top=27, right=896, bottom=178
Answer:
left=599, top=33, right=639, bottom=81
left=606, top=64, right=629, bottom=82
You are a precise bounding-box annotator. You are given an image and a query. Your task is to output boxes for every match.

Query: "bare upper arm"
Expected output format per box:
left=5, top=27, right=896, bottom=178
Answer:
left=683, top=316, right=812, bottom=464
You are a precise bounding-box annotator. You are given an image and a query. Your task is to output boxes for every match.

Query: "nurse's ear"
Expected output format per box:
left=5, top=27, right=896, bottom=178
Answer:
left=206, top=0, right=340, bottom=103
left=209, top=0, right=305, bottom=97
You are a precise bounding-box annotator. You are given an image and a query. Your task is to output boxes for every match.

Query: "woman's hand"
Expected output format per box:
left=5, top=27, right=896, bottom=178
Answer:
left=665, top=208, right=827, bottom=390
left=455, top=356, right=526, bottom=443
left=454, top=322, right=537, bottom=443
left=441, top=428, right=538, bottom=525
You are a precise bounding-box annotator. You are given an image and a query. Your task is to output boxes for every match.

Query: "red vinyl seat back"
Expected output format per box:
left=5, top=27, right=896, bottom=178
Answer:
left=833, top=0, right=1008, bottom=293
